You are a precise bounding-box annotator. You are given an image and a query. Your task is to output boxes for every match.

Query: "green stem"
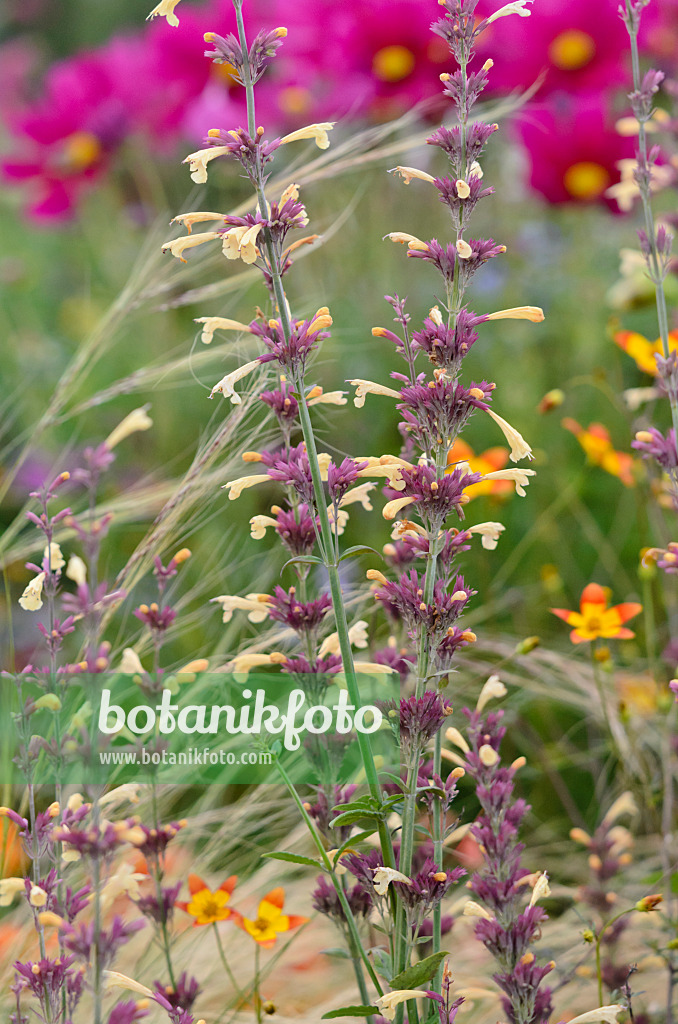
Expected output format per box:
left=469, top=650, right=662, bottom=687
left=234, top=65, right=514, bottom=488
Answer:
left=595, top=909, right=633, bottom=1005
left=213, top=923, right=245, bottom=1003
left=254, top=943, right=262, bottom=1024
left=275, top=757, right=383, bottom=997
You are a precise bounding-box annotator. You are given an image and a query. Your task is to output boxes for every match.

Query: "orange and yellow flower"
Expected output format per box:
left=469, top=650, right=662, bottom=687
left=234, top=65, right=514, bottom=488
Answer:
left=176, top=873, right=237, bottom=926
left=551, top=583, right=642, bottom=645
left=614, top=328, right=678, bottom=376
left=234, top=887, right=308, bottom=948
left=561, top=418, right=637, bottom=486
left=446, top=439, right=513, bottom=498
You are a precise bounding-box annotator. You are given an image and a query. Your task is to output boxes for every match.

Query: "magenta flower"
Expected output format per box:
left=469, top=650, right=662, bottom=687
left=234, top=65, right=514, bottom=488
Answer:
left=516, top=89, right=635, bottom=205
left=474, top=0, right=630, bottom=97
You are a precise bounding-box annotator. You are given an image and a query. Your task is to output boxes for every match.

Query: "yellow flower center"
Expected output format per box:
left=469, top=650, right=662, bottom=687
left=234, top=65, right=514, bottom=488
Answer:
left=58, top=132, right=102, bottom=173
left=563, top=162, right=611, bottom=200
left=548, top=29, right=596, bottom=70
left=187, top=887, right=230, bottom=924
left=372, top=44, right=416, bottom=83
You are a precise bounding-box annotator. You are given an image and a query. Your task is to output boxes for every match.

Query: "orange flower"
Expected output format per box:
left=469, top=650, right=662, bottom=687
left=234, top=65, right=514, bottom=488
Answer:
left=551, top=583, right=642, bottom=644
left=561, top=418, right=637, bottom=486
left=1, top=821, right=28, bottom=878
left=176, top=873, right=237, bottom=926
left=614, top=328, right=678, bottom=376
left=446, top=439, right=512, bottom=498
left=234, top=887, right=308, bottom=948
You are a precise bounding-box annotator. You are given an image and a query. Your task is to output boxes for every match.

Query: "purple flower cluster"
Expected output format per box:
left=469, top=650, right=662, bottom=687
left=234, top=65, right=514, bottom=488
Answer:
left=463, top=708, right=553, bottom=1024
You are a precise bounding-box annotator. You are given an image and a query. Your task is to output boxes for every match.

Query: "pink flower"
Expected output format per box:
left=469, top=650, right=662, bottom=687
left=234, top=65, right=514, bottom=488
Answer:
left=516, top=89, right=635, bottom=205
left=475, top=0, right=629, bottom=97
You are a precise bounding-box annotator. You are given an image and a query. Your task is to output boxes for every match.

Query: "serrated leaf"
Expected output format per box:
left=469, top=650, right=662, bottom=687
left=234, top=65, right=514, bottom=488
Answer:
left=321, top=1006, right=378, bottom=1019
left=281, top=554, right=323, bottom=573
left=390, top=950, right=448, bottom=990
left=263, top=851, right=320, bottom=869
left=338, top=545, right=382, bottom=562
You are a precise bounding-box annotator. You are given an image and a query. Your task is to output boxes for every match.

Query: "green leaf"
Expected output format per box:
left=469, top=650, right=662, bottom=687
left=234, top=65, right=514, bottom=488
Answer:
left=281, top=555, right=323, bottom=573
left=338, top=545, right=382, bottom=562
left=369, top=947, right=392, bottom=982
left=334, top=828, right=377, bottom=859
left=263, top=852, right=321, bottom=869
left=390, top=950, right=448, bottom=990
left=321, top=1006, right=378, bottom=1019
left=330, top=809, right=381, bottom=828
left=320, top=947, right=351, bottom=960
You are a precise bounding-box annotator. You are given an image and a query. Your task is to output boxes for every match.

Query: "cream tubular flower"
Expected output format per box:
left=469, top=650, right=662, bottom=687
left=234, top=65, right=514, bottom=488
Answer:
left=146, top=0, right=182, bottom=25
left=481, top=468, right=535, bottom=497
left=353, top=660, right=396, bottom=676
left=467, top=521, right=505, bottom=550
left=307, top=388, right=347, bottom=406
left=120, top=649, right=145, bottom=675
left=445, top=726, right=469, bottom=753
left=210, top=357, right=262, bottom=402
left=338, top=482, right=376, bottom=511
left=105, top=406, right=153, bottom=449
left=281, top=122, right=335, bottom=149
left=183, top=147, right=230, bottom=184
left=348, top=379, right=401, bottom=408
left=237, top=223, right=264, bottom=264
left=485, top=408, right=533, bottom=461
left=455, top=178, right=471, bottom=198
left=479, top=744, right=499, bottom=766
left=249, top=514, right=279, bottom=539
left=211, top=594, right=272, bottom=624
left=384, top=231, right=429, bottom=251
left=476, top=674, right=507, bottom=713
left=194, top=317, right=253, bottom=345
left=383, top=495, right=416, bottom=520
left=19, top=572, right=46, bottom=611
left=320, top=620, right=369, bottom=658
left=528, top=871, right=551, bottom=907
left=43, top=542, right=65, bottom=572
left=66, top=554, right=87, bottom=586
left=376, top=991, right=431, bottom=1021
left=391, top=166, right=436, bottom=185
left=391, top=519, right=426, bottom=540
left=485, top=305, right=544, bottom=322
left=373, top=866, right=412, bottom=896
left=566, top=1008, right=625, bottom=1024
left=0, top=877, right=28, bottom=906
left=162, top=230, right=220, bottom=261
left=228, top=652, right=284, bottom=679
left=456, top=239, right=473, bottom=259
left=170, top=211, right=225, bottom=233
left=486, top=0, right=533, bottom=24
left=463, top=899, right=494, bottom=921
left=103, top=972, right=154, bottom=998
left=223, top=474, right=270, bottom=500
left=602, top=791, right=638, bottom=825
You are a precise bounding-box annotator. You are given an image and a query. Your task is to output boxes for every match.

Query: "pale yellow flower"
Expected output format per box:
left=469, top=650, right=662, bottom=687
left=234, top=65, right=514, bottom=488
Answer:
left=373, top=866, right=411, bottom=896
left=170, top=211, right=225, bottom=233
left=319, top=620, right=369, bottom=659
left=0, top=878, right=27, bottom=906
left=280, top=122, right=335, bottom=149
left=391, top=165, right=436, bottom=185
left=183, top=147, right=230, bottom=184
left=228, top=651, right=286, bottom=678
left=105, top=406, right=153, bottom=449
left=476, top=675, right=507, bottom=713
left=120, top=649, right=145, bottom=675
left=456, top=178, right=471, bottom=198
left=211, top=593, right=272, bottom=624
left=224, top=474, right=270, bottom=500
left=34, top=694, right=62, bottom=712
left=602, top=792, right=638, bottom=825
left=249, top=513, right=279, bottom=540
left=103, top=972, right=154, bottom=998
left=66, top=554, right=87, bottom=587
left=566, top=1008, right=625, bottom=1024
left=210, top=357, right=262, bottom=402
left=383, top=495, right=416, bottom=520
left=529, top=871, right=551, bottom=907
left=19, top=572, right=46, bottom=611
left=456, top=239, right=473, bottom=259
left=485, top=408, right=533, bottom=461
left=348, top=379, right=401, bottom=408
left=336, top=482, right=375, bottom=511
left=162, top=230, right=220, bottom=261
left=467, top=521, right=506, bottom=550
left=486, top=0, right=533, bottom=24
left=194, top=316, right=253, bottom=345
left=223, top=222, right=263, bottom=264
left=307, top=386, right=347, bottom=406
left=481, top=468, right=535, bottom=497
left=485, top=306, right=544, bottom=322
left=42, top=541, right=65, bottom=572
left=463, top=900, right=494, bottom=920
left=384, top=231, right=429, bottom=250
left=146, top=0, right=182, bottom=26
left=376, top=991, right=431, bottom=1021
left=479, top=744, right=499, bottom=766
left=445, top=726, right=469, bottom=753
